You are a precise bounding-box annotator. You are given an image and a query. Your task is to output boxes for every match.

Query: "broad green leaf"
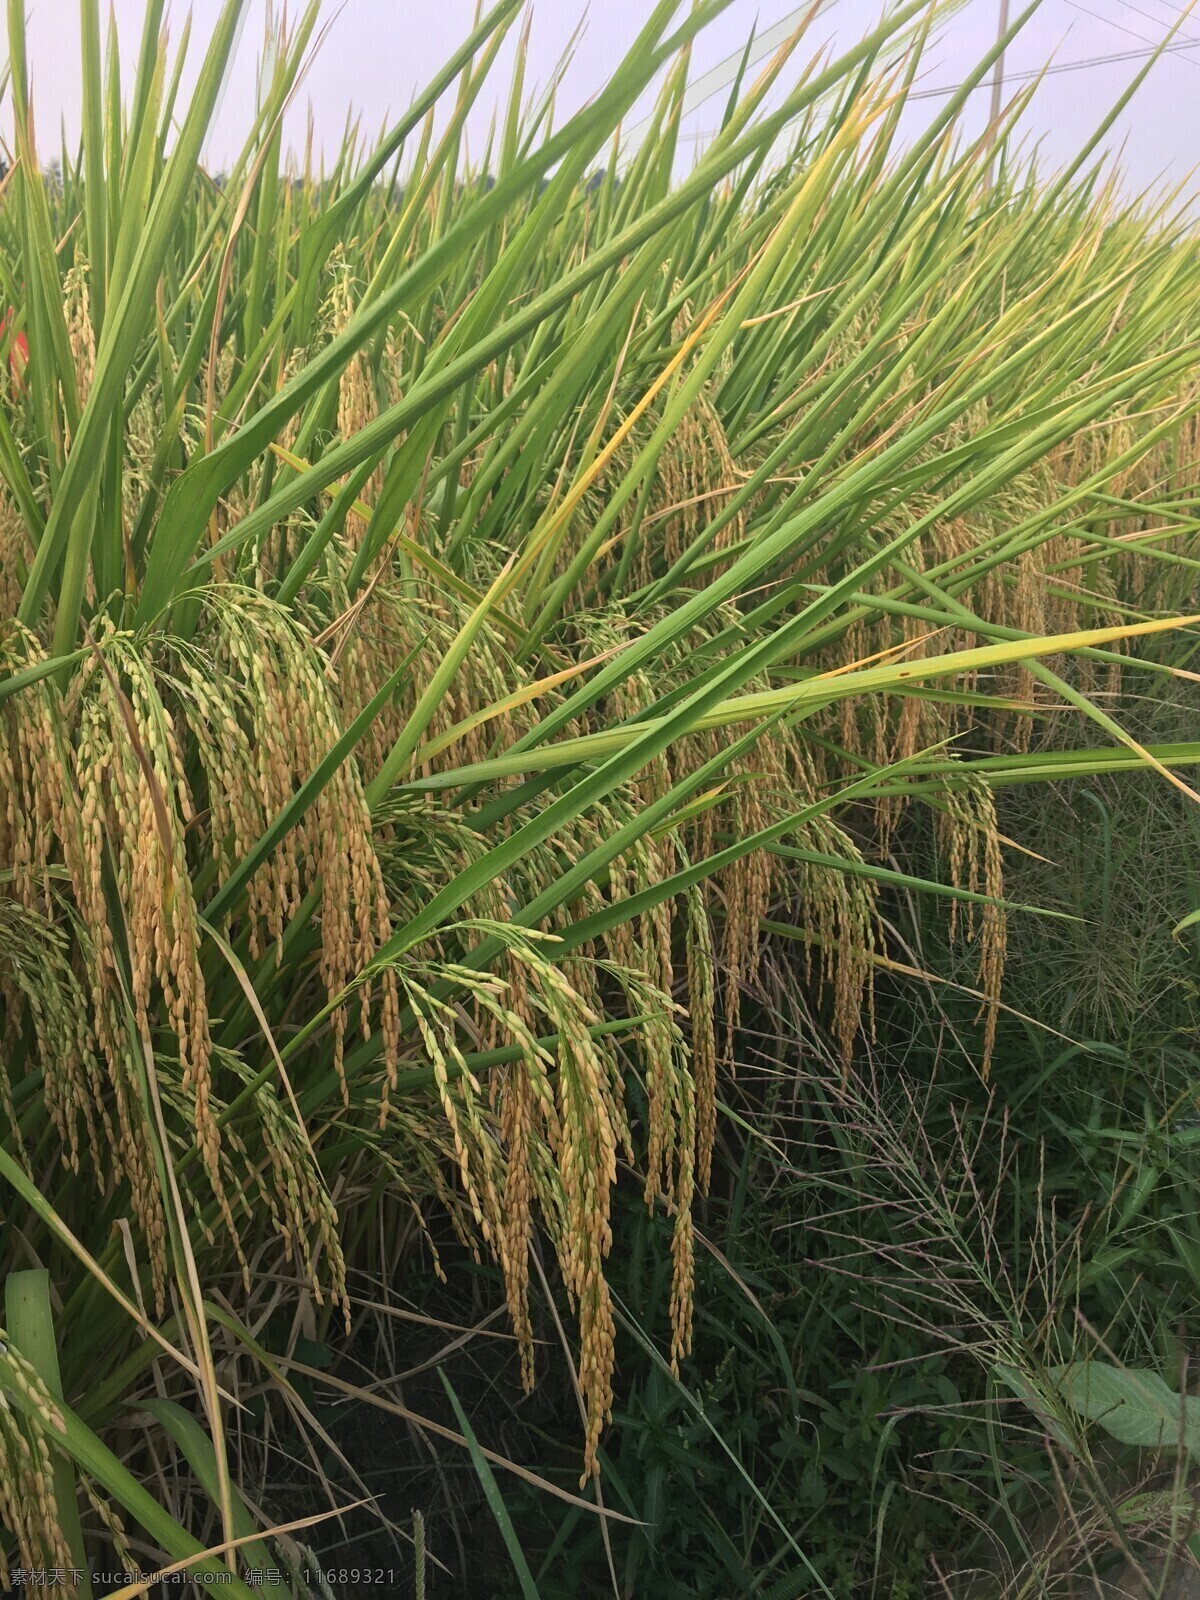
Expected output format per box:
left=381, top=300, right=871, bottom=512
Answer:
left=1051, top=1362, right=1200, bottom=1456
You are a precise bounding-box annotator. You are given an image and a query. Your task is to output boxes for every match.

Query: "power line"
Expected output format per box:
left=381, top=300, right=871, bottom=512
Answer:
left=675, top=27, right=1200, bottom=135
left=1117, top=0, right=1200, bottom=25
left=907, top=29, right=1200, bottom=95
left=654, top=0, right=1200, bottom=145
left=1062, top=0, right=1200, bottom=68
left=1110, top=0, right=1200, bottom=39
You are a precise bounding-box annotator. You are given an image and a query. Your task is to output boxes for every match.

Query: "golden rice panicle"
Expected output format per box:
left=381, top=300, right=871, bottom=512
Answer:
left=499, top=1060, right=538, bottom=1388
left=711, top=724, right=847, bottom=1055
left=482, top=929, right=563, bottom=1392
left=179, top=660, right=282, bottom=959
left=203, top=593, right=400, bottom=1108
left=402, top=973, right=492, bottom=1238
left=316, top=562, right=405, bottom=781
left=630, top=380, right=746, bottom=588
left=0, top=1334, right=72, bottom=1580
left=331, top=267, right=381, bottom=543
left=275, top=340, right=310, bottom=458
left=603, top=830, right=676, bottom=1209
left=787, top=817, right=877, bottom=1067
left=0, top=634, right=167, bottom=1298
left=725, top=725, right=877, bottom=1066
left=1005, top=547, right=1050, bottom=753
left=607, top=670, right=673, bottom=833
left=668, top=1037, right=697, bottom=1372
left=458, top=928, right=629, bottom=1477
left=692, top=391, right=747, bottom=564
left=0, top=902, right=106, bottom=1179
left=883, top=538, right=939, bottom=772
left=0, top=491, right=31, bottom=620
left=0, top=635, right=64, bottom=923
left=63, top=261, right=96, bottom=412
left=83, top=1479, right=135, bottom=1569
left=76, top=645, right=220, bottom=1179
left=382, top=321, right=407, bottom=409
left=937, top=776, right=1006, bottom=1077
left=399, top=955, right=540, bottom=1303
left=612, top=950, right=697, bottom=1373
left=685, top=881, right=718, bottom=1193
left=821, top=826, right=878, bottom=1066
left=717, top=757, right=775, bottom=1055
left=95, top=649, right=253, bottom=1272
left=549, top=985, right=618, bottom=1480
left=501, top=1030, right=564, bottom=1392
left=974, top=785, right=1006, bottom=1076
left=252, top=1075, right=350, bottom=1325
left=644, top=866, right=678, bottom=1208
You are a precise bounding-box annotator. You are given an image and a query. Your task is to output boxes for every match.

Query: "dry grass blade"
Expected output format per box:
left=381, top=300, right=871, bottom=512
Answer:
left=279, top=1360, right=645, bottom=1525
left=100, top=1498, right=371, bottom=1600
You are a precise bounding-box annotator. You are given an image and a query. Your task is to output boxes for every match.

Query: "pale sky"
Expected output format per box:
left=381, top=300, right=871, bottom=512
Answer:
left=3, top=0, right=1199, bottom=204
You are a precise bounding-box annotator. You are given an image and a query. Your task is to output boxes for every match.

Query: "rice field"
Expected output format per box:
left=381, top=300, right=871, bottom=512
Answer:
left=3, top=1, right=1200, bottom=1594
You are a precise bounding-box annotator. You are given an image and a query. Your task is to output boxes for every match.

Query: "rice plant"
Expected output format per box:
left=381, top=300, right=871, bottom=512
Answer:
left=3, top=0, right=1200, bottom=1587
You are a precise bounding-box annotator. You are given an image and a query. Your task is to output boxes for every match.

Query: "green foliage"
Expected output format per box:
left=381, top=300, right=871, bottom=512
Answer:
left=1051, top=1363, right=1200, bottom=1456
